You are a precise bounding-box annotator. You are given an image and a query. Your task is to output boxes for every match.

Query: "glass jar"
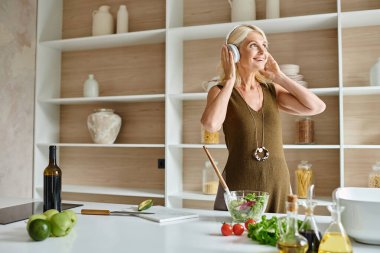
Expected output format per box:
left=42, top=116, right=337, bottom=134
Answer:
left=201, top=125, right=219, bottom=144
left=295, top=160, right=313, bottom=199
left=202, top=161, right=219, bottom=195
left=296, top=117, right=314, bottom=144
left=369, top=162, right=380, bottom=188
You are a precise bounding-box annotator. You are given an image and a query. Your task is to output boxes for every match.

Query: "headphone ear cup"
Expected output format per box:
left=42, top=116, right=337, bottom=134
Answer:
left=227, top=44, right=240, bottom=63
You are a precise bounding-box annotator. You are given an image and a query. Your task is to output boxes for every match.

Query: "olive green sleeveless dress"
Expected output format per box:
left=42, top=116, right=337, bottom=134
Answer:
left=214, top=83, right=290, bottom=213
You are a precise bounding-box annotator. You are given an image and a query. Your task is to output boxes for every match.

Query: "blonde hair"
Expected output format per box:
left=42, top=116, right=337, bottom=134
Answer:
left=220, top=24, right=271, bottom=87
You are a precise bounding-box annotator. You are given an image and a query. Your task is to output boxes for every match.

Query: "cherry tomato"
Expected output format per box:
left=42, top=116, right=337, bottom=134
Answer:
left=233, top=223, right=244, bottom=236
left=244, top=219, right=256, bottom=230
left=221, top=223, right=233, bottom=236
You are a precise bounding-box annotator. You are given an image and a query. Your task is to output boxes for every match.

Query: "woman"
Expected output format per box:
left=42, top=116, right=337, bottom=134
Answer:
left=200, top=24, right=326, bottom=213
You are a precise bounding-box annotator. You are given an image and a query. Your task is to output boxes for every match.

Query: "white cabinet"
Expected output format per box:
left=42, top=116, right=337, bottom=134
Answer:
left=34, top=0, right=380, bottom=209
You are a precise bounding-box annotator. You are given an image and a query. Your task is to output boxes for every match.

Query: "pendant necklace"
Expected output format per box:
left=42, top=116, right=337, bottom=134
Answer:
left=237, top=85, right=269, bottom=161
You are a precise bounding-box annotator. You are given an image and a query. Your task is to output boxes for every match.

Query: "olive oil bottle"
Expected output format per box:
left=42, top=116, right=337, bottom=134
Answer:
left=277, top=195, right=309, bottom=253
left=43, top=145, right=62, bottom=212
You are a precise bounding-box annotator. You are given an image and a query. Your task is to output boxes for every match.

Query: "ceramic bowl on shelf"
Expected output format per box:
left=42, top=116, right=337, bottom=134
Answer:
left=279, top=64, right=300, bottom=75
left=335, top=187, right=380, bottom=245
left=224, top=190, right=269, bottom=223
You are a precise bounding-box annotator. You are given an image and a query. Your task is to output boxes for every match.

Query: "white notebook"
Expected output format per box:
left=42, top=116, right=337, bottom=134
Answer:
left=136, top=206, right=199, bottom=223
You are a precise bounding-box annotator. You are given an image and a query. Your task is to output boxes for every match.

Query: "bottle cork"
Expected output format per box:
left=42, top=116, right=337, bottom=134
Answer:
left=287, top=194, right=298, bottom=212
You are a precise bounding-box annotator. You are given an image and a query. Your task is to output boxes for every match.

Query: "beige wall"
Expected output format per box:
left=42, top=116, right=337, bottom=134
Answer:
left=0, top=0, right=36, bottom=197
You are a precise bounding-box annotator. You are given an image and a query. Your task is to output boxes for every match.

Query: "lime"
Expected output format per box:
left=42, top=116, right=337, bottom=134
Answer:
left=138, top=199, right=153, bottom=211
left=28, top=219, right=51, bottom=241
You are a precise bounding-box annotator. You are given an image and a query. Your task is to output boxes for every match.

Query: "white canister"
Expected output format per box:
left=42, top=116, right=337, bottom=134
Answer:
left=266, top=0, right=280, bottom=19
left=92, top=5, right=114, bottom=36
left=370, top=58, right=380, bottom=86
left=83, top=74, right=99, bottom=97
left=117, top=5, right=129, bottom=33
left=228, top=0, right=256, bottom=22
left=87, top=109, right=122, bottom=144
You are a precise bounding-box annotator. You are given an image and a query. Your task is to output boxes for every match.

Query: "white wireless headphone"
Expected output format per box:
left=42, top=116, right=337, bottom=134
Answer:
left=225, top=24, right=261, bottom=64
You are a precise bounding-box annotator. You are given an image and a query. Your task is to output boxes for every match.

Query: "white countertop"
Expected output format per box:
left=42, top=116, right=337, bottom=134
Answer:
left=0, top=199, right=379, bottom=253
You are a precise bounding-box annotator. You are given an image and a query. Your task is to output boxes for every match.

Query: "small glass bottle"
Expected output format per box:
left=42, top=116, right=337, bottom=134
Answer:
left=43, top=145, right=62, bottom=212
left=299, top=185, right=322, bottom=253
left=295, top=161, right=313, bottom=199
left=297, top=117, right=314, bottom=144
left=201, top=125, right=219, bottom=144
left=368, top=161, right=380, bottom=188
left=277, top=195, right=309, bottom=253
left=202, top=161, right=219, bottom=195
left=318, top=204, right=352, bottom=253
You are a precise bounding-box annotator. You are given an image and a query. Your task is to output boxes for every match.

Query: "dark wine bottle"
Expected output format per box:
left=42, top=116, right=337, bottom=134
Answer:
left=43, top=145, right=62, bottom=212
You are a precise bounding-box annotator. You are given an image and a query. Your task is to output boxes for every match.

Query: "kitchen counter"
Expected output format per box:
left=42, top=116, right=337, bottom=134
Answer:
left=0, top=199, right=379, bottom=253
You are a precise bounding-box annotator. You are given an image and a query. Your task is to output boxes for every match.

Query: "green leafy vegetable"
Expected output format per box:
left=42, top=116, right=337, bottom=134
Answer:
left=247, top=215, right=304, bottom=246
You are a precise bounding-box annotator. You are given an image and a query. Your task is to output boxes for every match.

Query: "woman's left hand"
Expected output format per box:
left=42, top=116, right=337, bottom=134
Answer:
left=259, top=53, right=283, bottom=82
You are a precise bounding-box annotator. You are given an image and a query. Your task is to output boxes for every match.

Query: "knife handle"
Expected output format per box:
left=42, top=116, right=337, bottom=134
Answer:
left=81, top=209, right=111, bottom=215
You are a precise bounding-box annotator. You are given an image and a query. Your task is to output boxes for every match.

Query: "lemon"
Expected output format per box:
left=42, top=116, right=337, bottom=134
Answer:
left=28, top=219, right=51, bottom=241
left=138, top=199, right=153, bottom=211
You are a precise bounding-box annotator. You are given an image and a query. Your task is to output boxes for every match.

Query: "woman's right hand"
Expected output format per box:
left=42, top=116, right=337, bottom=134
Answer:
left=221, top=44, right=236, bottom=84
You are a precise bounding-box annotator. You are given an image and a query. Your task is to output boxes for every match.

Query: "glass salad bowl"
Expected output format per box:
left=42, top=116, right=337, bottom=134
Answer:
left=224, top=190, right=269, bottom=223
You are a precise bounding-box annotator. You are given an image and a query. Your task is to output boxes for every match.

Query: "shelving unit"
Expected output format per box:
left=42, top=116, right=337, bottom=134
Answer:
left=34, top=0, right=380, bottom=210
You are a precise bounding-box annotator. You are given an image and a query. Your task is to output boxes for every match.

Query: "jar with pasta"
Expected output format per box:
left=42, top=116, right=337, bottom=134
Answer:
left=296, top=117, right=314, bottom=144
left=201, top=125, right=219, bottom=144
left=202, top=161, right=219, bottom=195
left=369, top=161, right=380, bottom=188
left=295, top=160, right=313, bottom=199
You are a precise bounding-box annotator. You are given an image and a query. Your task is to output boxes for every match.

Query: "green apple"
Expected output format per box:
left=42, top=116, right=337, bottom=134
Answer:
left=43, top=209, right=59, bottom=221
left=50, top=212, right=72, bottom=237
left=62, top=209, right=77, bottom=228
left=26, top=214, right=47, bottom=231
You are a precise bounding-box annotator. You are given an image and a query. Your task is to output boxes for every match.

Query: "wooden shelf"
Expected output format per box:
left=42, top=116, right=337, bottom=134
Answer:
left=341, top=9, right=380, bottom=28
left=343, top=86, right=380, bottom=95
left=169, top=13, right=337, bottom=41
left=41, top=29, right=166, bottom=52
left=36, top=185, right=165, bottom=198
left=37, top=143, right=165, bottom=148
left=40, top=94, right=165, bottom=104
left=170, top=87, right=339, bottom=101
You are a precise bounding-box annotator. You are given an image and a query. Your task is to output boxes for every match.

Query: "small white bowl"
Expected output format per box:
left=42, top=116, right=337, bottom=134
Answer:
left=279, top=64, right=300, bottom=75
left=336, top=187, right=380, bottom=245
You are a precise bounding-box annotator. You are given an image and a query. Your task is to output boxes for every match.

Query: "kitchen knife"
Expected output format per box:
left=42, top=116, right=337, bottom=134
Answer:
left=81, top=209, right=154, bottom=215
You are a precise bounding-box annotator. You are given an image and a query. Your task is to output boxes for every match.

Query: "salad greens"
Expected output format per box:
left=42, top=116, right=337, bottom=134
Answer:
left=227, top=193, right=267, bottom=222
left=247, top=215, right=304, bottom=246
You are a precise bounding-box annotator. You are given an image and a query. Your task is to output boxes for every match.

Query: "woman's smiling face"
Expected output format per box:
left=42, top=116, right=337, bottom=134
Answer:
left=238, top=31, right=269, bottom=71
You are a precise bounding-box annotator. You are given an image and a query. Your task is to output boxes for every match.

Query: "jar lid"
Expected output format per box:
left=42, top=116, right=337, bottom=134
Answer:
left=93, top=108, right=114, bottom=113
left=298, top=160, right=312, bottom=169
left=373, top=162, right=380, bottom=171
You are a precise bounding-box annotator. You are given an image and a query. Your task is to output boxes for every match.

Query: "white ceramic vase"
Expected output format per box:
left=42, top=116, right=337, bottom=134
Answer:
left=266, top=0, right=280, bottom=19
left=370, top=58, right=380, bottom=86
left=87, top=109, right=122, bottom=144
left=117, top=5, right=129, bottom=33
left=92, top=5, right=114, bottom=36
left=83, top=74, right=99, bottom=97
left=228, top=0, right=256, bottom=22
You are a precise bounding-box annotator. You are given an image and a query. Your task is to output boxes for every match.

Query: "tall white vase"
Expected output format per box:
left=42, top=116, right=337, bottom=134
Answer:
left=92, top=5, right=114, bottom=36
left=266, top=0, right=280, bottom=19
left=370, top=58, right=380, bottom=86
left=228, top=0, right=256, bottom=22
left=87, top=109, right=122, bottom=144
left=117, top=5, right=129, bottom=33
